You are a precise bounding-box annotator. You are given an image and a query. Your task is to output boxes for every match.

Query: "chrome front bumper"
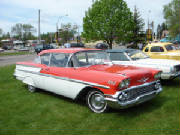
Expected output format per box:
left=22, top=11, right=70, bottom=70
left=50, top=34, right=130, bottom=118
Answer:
left=105, top=81, right=162, bottom=109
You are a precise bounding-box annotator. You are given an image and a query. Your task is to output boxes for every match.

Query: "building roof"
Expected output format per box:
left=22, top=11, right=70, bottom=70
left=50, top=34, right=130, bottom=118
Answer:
left=146, top=42, right=172, bottom=47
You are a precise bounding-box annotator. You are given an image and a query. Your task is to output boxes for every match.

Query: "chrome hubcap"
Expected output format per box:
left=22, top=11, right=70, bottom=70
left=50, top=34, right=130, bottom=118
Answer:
left=90, top=93, right=105, bottom=110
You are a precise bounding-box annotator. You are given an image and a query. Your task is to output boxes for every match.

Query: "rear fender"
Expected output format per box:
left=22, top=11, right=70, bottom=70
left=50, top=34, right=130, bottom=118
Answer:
left=23, top=77, right=35, bottom=86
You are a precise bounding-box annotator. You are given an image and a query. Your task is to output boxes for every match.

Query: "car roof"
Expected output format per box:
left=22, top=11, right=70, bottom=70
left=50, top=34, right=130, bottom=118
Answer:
left=146, top=42, right=172, bottom=47
left=106, top=49, right=138, bottom=53
left=39, top=48, right=101, bottom=55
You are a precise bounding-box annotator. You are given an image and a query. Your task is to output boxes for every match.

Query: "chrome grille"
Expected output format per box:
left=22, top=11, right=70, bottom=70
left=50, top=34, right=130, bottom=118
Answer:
left=120, top=83, right=156, bottom=102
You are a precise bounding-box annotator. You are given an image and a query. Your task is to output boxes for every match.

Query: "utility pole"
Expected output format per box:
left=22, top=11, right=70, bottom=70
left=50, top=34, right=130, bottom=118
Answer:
left=38, top=9, right=41, bottom=44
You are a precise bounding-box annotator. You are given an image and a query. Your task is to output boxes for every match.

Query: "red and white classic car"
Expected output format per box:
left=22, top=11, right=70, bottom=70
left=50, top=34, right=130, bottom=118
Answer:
left=14, top=48, right=162, bottom=113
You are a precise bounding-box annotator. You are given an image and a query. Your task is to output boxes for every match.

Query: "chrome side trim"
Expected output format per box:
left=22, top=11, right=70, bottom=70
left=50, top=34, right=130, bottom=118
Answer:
left=16, top=64, right=41, bottom=69
left=15, top=69, right=110, bottom=89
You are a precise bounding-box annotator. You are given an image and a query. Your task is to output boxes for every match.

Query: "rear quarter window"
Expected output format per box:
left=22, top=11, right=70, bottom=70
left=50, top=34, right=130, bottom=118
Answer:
left=40, top=53, right=50, bottom=66
left=150, top=46, right=164, bottom=52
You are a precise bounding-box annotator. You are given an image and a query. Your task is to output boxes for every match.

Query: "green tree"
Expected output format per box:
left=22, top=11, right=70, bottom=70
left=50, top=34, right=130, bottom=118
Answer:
left=22, top=24, right=36, bottom=40
left=0, top=28, right=3, bottom=36
left=157, top=24, right=161, bottom=39
left=11, top=23, right=36, bottom=40
left=163, top=0, right=180, bottom=37
left=82, top=0, right=134, bottom=49
left=41, top=32, right=55, bottom=44
left=131, top=6, right=145, bottom=47
left=156, top=23, right=168, bottom=39
left=58, top=23, right=77, bottom=44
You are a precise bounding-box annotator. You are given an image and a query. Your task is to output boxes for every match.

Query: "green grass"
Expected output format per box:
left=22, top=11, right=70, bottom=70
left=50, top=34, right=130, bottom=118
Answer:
left=0, top=51, right=34, bottom=56
left=0, top=65, right=179, bottom=135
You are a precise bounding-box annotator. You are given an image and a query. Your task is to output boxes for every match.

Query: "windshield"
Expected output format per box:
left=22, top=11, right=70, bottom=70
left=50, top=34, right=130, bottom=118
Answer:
left=73, top=51, right=111, bottom=67
left=127, top=50, right=149, bottom=60
left=165, top=44, right=176, bottom=51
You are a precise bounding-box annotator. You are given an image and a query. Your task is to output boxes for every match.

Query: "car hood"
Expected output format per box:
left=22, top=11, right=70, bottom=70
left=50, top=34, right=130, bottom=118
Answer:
left=164, top=50, right=180, bottom=56
left=136, top=58, right=180, bottom=67
left=87, top=64, right=155, bottom=86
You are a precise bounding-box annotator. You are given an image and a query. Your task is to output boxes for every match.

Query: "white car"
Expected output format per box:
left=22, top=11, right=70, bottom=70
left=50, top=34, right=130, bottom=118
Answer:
left=106, top=49, right=180, bottom=80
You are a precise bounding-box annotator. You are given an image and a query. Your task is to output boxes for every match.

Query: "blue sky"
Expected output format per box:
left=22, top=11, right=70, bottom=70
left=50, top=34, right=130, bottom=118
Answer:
left=0, top=0, right=172, bottom=36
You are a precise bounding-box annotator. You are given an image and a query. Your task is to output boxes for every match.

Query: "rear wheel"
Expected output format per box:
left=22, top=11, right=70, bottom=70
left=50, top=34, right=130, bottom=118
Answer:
left=86, top=90, right=108, bottom=113
left=28, top=85, right=36, bottom=93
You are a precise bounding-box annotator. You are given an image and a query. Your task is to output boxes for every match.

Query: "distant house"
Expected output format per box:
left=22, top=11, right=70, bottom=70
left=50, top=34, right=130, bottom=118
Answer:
left=1, top=39, right=13, bottom=50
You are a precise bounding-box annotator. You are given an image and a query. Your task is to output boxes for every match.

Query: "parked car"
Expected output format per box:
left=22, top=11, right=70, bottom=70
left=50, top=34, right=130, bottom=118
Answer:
left=14, top=48, right=162, bottom=113
left=64, top=42, right=85, bottom=48
left=95, top=43, right=109, bottom=49
left=107, top=49, right=180, bottom=80
left=34, top=44, right=54, bottom=54
left=0, top=48, right=4, bottom=52
left=143, top=42, right=180, bottom=61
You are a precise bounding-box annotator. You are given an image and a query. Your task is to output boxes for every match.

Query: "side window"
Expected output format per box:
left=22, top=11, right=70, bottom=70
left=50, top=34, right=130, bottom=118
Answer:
left=34, top=56, right=41, bottom=64
left=40, top=53, right=50, bottom=66
left=75, top=52, right=89, bottom=67
left=50, top=53, right=69, bottom=67
left=109, top=53, right=129, bottom=61
left=150, top=46, right=164, bottom=52
left=144, top=47, right=149, bottom=52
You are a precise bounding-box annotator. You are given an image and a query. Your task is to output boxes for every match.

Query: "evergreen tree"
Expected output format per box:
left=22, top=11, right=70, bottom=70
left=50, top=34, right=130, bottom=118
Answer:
left=132, top=6, right=145, bottom=47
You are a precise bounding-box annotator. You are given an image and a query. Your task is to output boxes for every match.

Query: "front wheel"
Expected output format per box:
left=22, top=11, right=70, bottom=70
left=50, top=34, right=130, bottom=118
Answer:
left=86, top=90, right=108, bottom=113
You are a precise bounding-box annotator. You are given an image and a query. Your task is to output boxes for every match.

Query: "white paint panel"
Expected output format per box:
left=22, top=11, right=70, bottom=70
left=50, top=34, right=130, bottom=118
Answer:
left=43, top=76, right=87, bottom=99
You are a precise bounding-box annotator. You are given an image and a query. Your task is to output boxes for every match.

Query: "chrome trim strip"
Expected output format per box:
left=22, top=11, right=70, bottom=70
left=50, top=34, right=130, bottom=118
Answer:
left=15, top=69, right=110, bottom=89
left=16, top=64, right=41, bottom=69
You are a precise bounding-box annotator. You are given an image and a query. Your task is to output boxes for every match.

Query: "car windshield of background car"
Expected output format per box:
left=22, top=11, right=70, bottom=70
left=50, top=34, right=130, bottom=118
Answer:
left=109, top=52, right=129, bottom=61
left=128, top=50, right=149, bottom=60
left=35, top=44, right=43, bottom=49
left=75, top=51, right=111, bottom=67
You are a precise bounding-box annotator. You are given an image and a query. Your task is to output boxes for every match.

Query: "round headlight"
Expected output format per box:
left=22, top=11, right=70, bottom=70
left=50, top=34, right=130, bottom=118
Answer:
left=118, top=92, right=127, bottom=101
left=124, top=79, right=130, bottom=87
left=119, top=81, right=125, bottom=89
left=154, top=72, right=161, bottom=79
left=119, top=79, right=130, bottom=89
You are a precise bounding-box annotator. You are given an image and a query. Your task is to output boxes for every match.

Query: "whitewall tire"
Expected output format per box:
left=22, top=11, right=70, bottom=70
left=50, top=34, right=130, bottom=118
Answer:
left=86, top=90, right=108, bottom=113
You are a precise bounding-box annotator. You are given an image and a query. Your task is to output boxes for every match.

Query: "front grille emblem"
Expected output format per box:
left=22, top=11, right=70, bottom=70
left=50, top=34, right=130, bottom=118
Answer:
left=138, top=77, right=149, bottom=83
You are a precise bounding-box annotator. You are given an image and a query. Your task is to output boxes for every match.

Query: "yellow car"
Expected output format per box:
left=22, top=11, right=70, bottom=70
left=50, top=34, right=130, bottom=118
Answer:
left=143, top=42, right=180, bottom=61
